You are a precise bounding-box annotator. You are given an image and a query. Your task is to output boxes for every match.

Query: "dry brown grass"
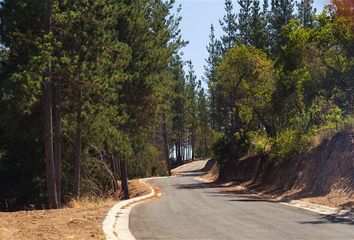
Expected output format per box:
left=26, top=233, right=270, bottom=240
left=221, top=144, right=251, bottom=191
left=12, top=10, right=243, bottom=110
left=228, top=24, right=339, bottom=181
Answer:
left=0, top=179, right=152, bottom=240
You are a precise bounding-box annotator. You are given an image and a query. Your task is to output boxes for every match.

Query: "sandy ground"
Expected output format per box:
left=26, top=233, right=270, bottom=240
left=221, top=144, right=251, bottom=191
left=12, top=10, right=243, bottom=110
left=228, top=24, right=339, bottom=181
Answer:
left=0, top=180, right=150, bottom=240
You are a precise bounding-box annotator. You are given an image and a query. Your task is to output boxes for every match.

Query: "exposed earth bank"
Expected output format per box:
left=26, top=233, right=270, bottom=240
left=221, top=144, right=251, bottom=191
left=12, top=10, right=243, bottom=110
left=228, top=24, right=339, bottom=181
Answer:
left=207, top=129, right=354, bottom=209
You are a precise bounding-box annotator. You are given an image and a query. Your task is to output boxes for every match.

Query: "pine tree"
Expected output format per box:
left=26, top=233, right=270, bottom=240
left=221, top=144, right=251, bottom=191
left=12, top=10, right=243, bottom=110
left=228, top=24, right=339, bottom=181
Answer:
left=269, top=0, right=295, bottom=55
left=220, top=0, right=238, bottom=52
left=250, top=0, right=269, bottom=51
left=297, top=0, right=316, bottom=28
left=204, top=24, right=223, bottom=131
left=263, top=0, right=269, bottom=14
left=196, top=84, right=210, bottom=157
left=185, top=61, right=198, bottom=160
left=238, top=0, right=253, bottom=45
left=171, top=54, right=186, bottom=163
left=44, top=0, right=59, bottom=209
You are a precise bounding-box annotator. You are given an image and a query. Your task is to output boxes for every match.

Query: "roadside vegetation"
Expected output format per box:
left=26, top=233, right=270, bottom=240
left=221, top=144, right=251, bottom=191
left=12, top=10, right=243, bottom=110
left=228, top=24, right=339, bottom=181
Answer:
left=0, top=0, right=211, bottom=211
left=206, top=0, right=354, bottom=168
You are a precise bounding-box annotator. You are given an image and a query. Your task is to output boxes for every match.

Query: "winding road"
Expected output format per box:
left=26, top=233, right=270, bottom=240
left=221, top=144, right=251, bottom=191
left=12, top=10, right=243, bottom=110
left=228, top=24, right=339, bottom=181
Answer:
left=130, top=160, right=354, bottom=240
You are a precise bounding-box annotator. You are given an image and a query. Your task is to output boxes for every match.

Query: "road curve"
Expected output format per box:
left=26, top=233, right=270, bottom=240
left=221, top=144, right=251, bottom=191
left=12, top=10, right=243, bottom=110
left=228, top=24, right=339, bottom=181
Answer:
left=130, top=161, right=354, bottom=240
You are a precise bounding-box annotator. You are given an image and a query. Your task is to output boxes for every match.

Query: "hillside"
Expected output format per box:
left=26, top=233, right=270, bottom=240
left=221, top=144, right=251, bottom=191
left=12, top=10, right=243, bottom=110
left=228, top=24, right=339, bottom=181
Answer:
left=217, top=129, right=354, bottom=208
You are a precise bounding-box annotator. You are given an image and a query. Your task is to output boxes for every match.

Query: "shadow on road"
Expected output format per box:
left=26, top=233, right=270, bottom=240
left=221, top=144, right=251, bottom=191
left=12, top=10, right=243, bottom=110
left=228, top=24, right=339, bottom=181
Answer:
left=298, top=214, right=354, bottom=225
left=176, top=172, right=205, bottom=177
left=174, top=182, right=221, bottom=190
left=228, top=198, right=275, bottom=203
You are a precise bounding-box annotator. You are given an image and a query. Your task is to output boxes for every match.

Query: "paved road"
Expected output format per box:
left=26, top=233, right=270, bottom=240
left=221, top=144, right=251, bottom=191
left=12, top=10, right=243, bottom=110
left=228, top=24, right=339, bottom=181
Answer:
left=130, top=161, right=354, bottom=240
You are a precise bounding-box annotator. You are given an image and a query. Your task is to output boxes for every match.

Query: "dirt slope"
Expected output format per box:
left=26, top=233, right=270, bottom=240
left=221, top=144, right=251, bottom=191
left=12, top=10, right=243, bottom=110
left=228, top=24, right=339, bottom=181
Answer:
left=0, top=180, right=150, bottom=240
left=217, top=129, right=354, bottom=208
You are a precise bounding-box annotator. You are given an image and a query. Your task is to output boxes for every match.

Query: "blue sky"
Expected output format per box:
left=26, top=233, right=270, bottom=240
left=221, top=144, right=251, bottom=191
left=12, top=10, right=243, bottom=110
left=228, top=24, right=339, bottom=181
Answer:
left=175, top=0, right=331, bottom=82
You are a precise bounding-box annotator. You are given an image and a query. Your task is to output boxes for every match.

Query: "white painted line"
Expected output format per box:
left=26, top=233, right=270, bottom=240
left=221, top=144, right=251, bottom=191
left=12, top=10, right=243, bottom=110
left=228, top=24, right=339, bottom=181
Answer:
left=280, top=200, right=351, bottom=216
left=103, top=179, right=156, bottom=240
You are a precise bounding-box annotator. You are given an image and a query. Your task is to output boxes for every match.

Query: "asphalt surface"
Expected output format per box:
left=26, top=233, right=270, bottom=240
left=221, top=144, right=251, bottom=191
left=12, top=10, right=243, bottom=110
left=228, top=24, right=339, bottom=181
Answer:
left=130, top=161, right=354, bottom=240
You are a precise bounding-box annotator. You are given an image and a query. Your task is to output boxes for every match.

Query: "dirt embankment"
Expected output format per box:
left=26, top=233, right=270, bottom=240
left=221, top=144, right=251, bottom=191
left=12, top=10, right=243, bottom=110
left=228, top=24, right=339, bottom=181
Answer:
left=215, top=129, right=354, bottom=208
left=0, top=180, right=151, bottom=240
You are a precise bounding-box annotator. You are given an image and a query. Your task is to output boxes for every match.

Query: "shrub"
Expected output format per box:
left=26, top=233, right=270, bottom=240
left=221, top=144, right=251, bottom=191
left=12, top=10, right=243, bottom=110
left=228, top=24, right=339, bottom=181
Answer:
left=270, top=128, right=311, bottom=162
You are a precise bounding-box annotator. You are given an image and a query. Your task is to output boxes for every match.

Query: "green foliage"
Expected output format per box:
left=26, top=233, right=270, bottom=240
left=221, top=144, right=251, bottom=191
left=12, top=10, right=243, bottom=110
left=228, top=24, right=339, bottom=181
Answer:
left=0, top=0, right=186, bottom=210
left=238, top=0, right=253, bottom=45
left=270, top=128, right=310, bottom=161
left=217, top=45, right=275, bottom=146
left=212, top=135, right=229, bottom=163
left=248, top=131, right=270, bottom=156
left=297, top=0, right=316, bottom=28
left=208, top=3, right=354, bottom=166
left=128, top=144, right=165, bottom=178
left=220, top=0, right=238, bottom=51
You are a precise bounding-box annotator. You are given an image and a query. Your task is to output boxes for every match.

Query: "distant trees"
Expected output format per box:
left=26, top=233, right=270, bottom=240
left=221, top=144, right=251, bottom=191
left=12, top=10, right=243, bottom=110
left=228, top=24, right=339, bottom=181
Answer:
left=170, top=56, right=212, bottom=163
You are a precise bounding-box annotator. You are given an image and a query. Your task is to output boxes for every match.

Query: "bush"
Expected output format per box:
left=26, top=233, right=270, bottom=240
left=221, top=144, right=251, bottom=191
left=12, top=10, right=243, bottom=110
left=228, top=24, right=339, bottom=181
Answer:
left=212, top=130, right=250, bottom=167
left=270, top=128, right=311, bottom=162
left=248, top=131, right=270, bottom=156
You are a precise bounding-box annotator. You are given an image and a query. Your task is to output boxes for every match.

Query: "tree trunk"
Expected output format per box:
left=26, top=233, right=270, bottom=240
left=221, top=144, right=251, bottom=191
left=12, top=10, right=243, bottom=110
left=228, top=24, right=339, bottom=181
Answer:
left=53, top=75, right=62, bottom=204
left=203, top=133, right=207, bottom=158
left=162, top=113, right=171, bottom=176
left=111, top=154, right=117, bottom=175
left=119, top=159, right=129, bottom=199
left=191, top=130, right=195, bottom=161
left=100, top=153, right=118, bottom=194
left=114, top=156, right=119, bottom=175
left=176, top=141, right=182, bottom=164
left=44, top=0, right=58, bottom=209
left=73, top=103, right=82, bottom=198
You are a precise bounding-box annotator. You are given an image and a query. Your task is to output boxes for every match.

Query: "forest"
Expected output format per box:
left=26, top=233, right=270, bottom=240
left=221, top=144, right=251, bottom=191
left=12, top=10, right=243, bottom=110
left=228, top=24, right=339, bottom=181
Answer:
left=0, top=0, right=353, bottom=211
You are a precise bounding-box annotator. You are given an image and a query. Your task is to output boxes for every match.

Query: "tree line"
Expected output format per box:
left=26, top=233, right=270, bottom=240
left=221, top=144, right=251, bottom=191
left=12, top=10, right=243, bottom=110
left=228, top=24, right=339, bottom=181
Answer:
left=205, top=0, right=353, bottom=166
left=0, top=0, right=211, bottom=210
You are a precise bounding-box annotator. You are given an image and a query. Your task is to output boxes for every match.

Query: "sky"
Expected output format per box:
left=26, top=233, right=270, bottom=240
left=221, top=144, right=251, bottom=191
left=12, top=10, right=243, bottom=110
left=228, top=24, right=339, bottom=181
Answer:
left=175, top=0, right=331, bottom=83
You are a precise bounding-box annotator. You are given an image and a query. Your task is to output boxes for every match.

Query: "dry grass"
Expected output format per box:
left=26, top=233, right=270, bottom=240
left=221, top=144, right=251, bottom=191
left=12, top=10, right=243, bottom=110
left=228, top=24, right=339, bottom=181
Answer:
left=65, top=197, right=111, bottom=209
left=0, top=179, right=151, bottom=240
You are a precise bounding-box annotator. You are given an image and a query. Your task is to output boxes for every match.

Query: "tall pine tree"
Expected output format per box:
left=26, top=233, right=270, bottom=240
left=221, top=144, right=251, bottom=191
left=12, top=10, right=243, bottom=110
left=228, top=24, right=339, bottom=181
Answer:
left=220, top=0, right=238, bottom=52
left=297, top=0, right=316, bottom=28
left=269, top=0, right=295, bottom=55
left=250, top=0, right=269, bottom=51
left=238, top=0, right=253, bottom=45
left=204, top=24, right=223, bottom=131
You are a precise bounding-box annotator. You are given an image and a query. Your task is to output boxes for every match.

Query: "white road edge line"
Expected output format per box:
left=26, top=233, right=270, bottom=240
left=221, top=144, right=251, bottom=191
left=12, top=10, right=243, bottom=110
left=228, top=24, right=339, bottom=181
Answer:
left=103, top=176, right=171, bottom=240
left=280, top=200, right=340, bottom=215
